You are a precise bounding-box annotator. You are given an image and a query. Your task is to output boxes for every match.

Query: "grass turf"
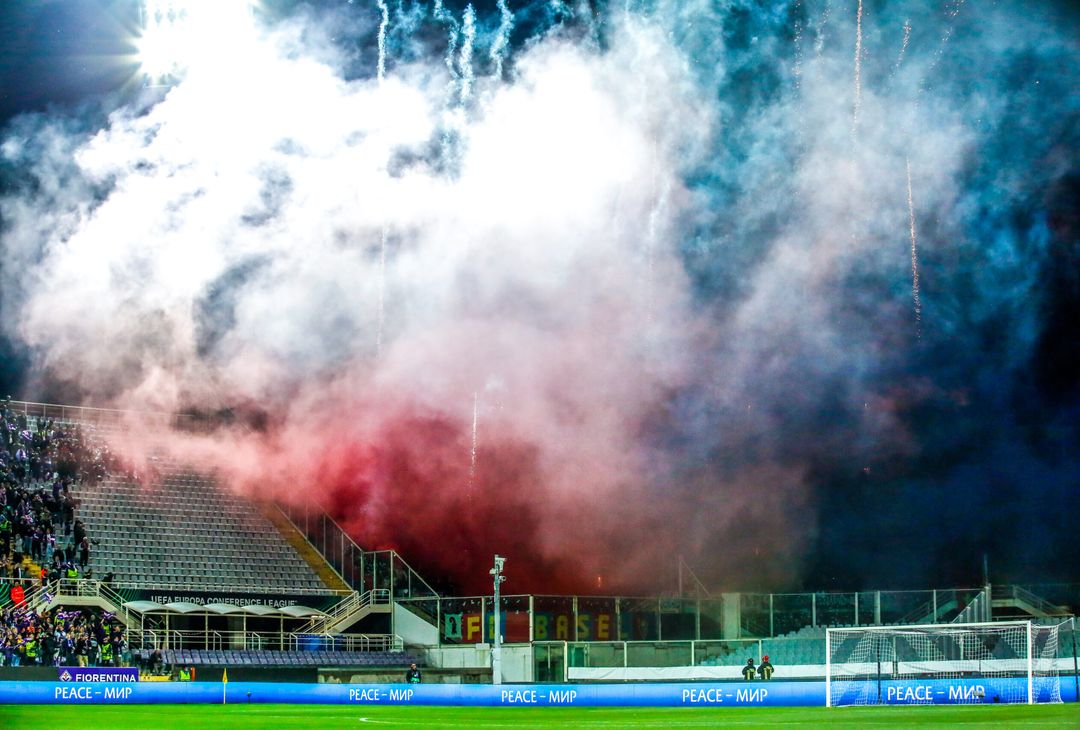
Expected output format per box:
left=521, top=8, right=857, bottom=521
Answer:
left=0, top=703, right=1078, bottom=728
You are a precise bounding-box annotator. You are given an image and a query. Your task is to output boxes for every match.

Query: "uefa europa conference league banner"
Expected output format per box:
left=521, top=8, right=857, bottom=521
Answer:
left=110, top=588, right=342, bottom=612
left=2, top=679, right=1074, bottom=706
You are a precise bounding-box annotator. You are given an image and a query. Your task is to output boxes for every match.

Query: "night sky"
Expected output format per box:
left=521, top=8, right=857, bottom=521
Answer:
left=0, top=1, right=1078, bottom=595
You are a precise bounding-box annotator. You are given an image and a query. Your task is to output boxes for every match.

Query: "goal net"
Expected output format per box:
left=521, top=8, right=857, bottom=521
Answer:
left=826, top=621, right=1062, bottom=706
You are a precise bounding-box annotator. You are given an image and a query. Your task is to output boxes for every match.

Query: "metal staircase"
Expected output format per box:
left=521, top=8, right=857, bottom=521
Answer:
left=898, top=596, right=961, bottom=624
left=299, top=589, right=393, bottom=634
left=37, top=578, right=142, bottom=630
left=991, top=585, right=1074, bottom=620
left=275, top=500, right=441, bottom=644
left=277, top=502, right=436, bottom=596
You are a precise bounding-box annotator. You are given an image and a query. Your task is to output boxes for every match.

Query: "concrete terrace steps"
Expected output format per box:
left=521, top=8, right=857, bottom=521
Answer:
left=67, top=470, right=330, bottom=592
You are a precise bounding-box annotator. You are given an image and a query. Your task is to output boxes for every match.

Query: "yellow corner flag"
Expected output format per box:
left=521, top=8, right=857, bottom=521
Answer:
left=222, top=667, right=228, bottom=705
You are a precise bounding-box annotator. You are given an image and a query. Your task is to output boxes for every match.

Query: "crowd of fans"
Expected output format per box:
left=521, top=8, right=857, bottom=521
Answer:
left=0, top=402, right=129, bottom=668
left=0, top=604, right=128, bottom=667
left=0, top=400, right=115, bottom=583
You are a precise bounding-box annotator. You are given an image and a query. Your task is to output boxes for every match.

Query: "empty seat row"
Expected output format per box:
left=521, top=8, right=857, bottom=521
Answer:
left=68, top=467, right=332, bottom=591
left=134, top=648, right=418, bottom=668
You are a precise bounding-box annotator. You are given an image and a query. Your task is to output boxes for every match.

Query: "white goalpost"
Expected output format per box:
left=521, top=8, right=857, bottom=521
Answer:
left=825, top=621, right=1063, bottom=707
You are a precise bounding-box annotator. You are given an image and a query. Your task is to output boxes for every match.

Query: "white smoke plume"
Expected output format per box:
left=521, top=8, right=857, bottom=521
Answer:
left=1, top=1, right=1076, bottom=592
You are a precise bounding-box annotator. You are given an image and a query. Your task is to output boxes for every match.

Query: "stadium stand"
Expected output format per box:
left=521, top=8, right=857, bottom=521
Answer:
left=2, top=404, right=334, bottom=592
left=71, top=461, right=329, bottom=591
left=6, top=400, right=1072, bottom=684
left=0, top=400, right=426, bottom=676
left=698, top=626, right=828, bottom=667
left=1, top=413, right=101, bottom=584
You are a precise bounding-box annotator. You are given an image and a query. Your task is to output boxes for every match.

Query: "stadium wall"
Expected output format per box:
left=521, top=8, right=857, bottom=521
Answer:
left=393, top=603, right=439, bottom=646
left=424, top=644, right=533, bottom=682
left=2, top=679, right=1076, bottom=706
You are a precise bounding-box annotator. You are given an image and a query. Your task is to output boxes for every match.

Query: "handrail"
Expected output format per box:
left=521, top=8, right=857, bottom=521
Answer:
left=1003, top=585, right=1071, bottom=616
left=3, top=399, right=208, bottom=427
left=0, top=581, right=51, bottom=614
left=298, top=589, right=392, bottom=634
left=897, top=599, right=938, bottom=625
left=276, top=500, right=440, bottom=599
left=953, top=590, right=990, bottom=624
left=48, top=579, right=139, bottom=628
left=106, top=581, right=350, bottom=597
left=133, top=628, right=402, bottom=652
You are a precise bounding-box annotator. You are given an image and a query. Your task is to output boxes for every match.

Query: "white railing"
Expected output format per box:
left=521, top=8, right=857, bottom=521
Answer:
left=0, top=578, right=47, bottom=613
left=106, top=581, right=350, bottom=597
left=953, top=589, right=990, bottom=624
left=994, top=585, right=1072, bottom=617
left=2, top=398, right=213, bottom=431
left=275, top=501, right=439, bottom=600
left=368, top=589, right=391, bottom=607
left=301, top=591, right=360, bottom=632
left=300, top=589, right=391, bottom=633
left=134, top=628, right=402, bottom=652
left=49, top=578, right=139, bottom=628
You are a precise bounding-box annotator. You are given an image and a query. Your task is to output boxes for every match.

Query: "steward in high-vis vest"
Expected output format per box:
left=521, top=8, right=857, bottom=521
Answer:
left=24, top=637, right=38, bottom=664
left=100, top=640, right=113, bottom=666
left=757, top=655, right=774, bottom=680
left=741, top=658, right=756, bottom=680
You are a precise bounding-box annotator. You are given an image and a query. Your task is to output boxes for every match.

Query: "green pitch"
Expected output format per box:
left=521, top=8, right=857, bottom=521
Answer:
left=1, top=703, right=1078, bottom=728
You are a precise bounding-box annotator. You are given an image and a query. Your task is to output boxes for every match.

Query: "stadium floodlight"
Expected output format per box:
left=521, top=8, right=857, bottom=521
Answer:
left=490, top=555, right=507, bottom=686
left=826, top=621, right=1064, bottom=707
left=138, top=0, right=256, bottom=81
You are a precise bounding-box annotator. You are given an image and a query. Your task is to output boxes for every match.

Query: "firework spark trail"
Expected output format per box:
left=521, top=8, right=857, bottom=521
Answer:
left=376, top=0, right=389, bottom=84
left=374, top=2, right=390, bottom=356
left=793, top=0, right=804, bottom=92
left=376, top=227, right=387, bottom=358
left=433, top=0, right=461, bottom=167
left=433, top=0, right=460, bottom=83
left=907, top=157, right=922, bottom=337
left=895, top=19, right=912, bottom=73
left=933, top=0, right=966, bottom=68
left=459, top=5, right=477, bottom=105
left=547, top=0, right=571, bottom=24
left=918, top=0, right=966, bottom=103
left=852, top=0, right=863, bottom=139
left=490, top=0, right=515, bottom=82
left=645, top=159, right=670, bottom=325
left=815, top=0, right=831, bottom=57
left=468, top=390, right=479, bottom=495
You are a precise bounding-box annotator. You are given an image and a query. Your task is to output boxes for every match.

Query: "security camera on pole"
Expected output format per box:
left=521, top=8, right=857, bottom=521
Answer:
left=489, top=555, right=507, bottom=685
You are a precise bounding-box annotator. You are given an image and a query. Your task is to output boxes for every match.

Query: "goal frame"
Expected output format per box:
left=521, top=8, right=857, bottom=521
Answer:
left=825, top=620, right=1056, bottom=707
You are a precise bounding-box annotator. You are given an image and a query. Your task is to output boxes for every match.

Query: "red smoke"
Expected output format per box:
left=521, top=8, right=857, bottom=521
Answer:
left=112, top=386, right=675, bottom=596
left=277, top=406, right=674, bottom=595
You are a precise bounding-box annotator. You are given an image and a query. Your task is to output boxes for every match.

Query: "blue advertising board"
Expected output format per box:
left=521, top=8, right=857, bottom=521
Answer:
left=0, top=678, right=1074, bottom=706
left=830, top=677, right=1067, bottom=705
